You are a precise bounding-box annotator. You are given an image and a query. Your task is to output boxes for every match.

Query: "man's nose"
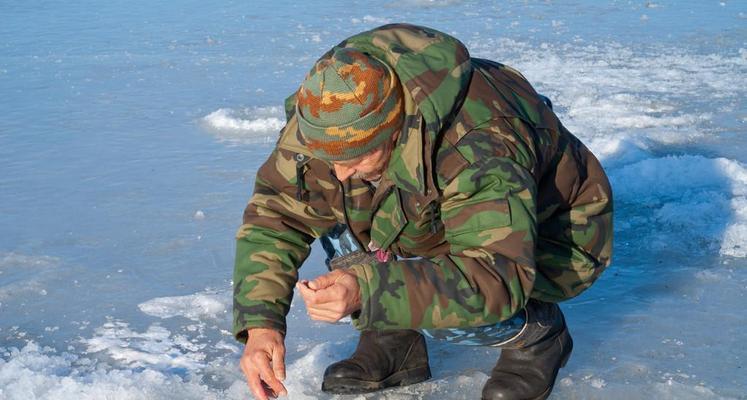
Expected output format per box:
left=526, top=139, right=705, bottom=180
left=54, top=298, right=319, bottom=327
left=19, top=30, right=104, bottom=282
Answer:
left=333, top=164, right=355, bottom=181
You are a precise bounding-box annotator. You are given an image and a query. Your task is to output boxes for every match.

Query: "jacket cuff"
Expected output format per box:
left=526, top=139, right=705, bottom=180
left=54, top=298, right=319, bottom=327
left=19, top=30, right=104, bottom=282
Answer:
left=349, top=261, right=414, bottom=330
left=349, top=263, right=373, bottom=330
left=233, top=316, right=287, bottom=343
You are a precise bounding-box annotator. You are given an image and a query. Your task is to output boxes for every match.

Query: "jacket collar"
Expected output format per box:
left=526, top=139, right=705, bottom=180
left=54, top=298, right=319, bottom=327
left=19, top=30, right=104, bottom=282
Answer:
left=384, top=86, right=427, bottom=197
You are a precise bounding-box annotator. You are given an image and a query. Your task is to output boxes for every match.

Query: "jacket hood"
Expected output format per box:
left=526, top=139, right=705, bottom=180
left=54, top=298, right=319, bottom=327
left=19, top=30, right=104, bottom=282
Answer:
left=286, top=23, right=473, bottom=139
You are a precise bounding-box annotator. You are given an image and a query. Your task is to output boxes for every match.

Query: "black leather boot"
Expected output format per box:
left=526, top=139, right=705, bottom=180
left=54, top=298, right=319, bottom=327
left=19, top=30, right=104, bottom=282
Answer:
left=322, top=329, right=432, bottom=394
left=482, top=299, right=573, bottom=400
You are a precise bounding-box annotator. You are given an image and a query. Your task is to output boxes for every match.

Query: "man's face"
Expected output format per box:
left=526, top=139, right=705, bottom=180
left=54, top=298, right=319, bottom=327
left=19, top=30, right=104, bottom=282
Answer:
left=332, top=131, right=399, bottom=182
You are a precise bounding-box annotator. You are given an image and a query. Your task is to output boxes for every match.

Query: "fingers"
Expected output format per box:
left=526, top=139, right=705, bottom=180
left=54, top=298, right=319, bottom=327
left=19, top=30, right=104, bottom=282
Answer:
left=307, top=307, right=348, bottom=322
left=296, top=279, right=338, bottom=305
left=272, top=345, right=286, bottom=382
left=241, top=356, right=270, bottom=400
left=307, top=270, right=344, bottom=290
left=296, top=281, right=318, bottom=307
left=305, top=297, right=349, bottom=313
left=307, top=285, right=344, bottom=304
left=257, top=356, right=287, bottom=397
left=240, top=331, right=287, bottom=400
left=297, top=271, right=360, bottom=323
left=298, top=276, right=351, bottom=305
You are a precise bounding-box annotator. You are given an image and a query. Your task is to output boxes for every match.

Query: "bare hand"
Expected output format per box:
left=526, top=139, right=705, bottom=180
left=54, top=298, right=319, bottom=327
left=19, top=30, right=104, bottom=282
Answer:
left=296, top=269, right=361, bottom=323
left=240, top=328, right=287, bottom=400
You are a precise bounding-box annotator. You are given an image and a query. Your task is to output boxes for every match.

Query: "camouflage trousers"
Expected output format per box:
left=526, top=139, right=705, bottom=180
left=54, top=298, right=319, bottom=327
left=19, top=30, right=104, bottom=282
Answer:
left=422, top=311, right=525, bottom=346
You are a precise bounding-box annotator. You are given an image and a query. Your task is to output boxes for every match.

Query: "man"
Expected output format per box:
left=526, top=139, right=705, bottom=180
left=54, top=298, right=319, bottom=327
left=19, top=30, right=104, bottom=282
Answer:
left=234, top=23, right=612, bottom=400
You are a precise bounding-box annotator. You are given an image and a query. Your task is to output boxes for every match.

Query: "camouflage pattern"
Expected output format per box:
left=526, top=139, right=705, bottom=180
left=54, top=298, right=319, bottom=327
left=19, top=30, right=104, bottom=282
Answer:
left=296, top=48, right=404, bottom=161
left=233, top=23, right=613, bottom=341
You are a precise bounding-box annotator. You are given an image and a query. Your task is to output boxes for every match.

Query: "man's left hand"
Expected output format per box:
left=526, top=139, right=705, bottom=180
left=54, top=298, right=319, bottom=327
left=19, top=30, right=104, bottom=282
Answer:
left=296, top=269, right=361, bottom=323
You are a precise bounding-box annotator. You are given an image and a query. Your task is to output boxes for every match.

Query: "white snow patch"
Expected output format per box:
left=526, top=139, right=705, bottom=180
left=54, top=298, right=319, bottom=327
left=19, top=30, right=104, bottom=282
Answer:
left=200, top=106, right=284, bottom=145
left=362, top=15, right=391, bottom=24
left=590, top=377, right=607, bottom=389
left=138, top=289, right=230, bottom=321
left=467, top=39, right=747, bottom=165
left=82, top=320, right=206, bottom=370
left=0, top=342, right=239, bottom=400
left=609, top=155, right=747, bottom=257
left=282, top=343, right=337, bottom=399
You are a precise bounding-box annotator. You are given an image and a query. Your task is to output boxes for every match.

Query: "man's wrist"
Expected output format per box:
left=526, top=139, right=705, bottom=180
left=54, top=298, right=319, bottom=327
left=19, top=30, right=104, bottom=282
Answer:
left=247, top=327, right=284, bottom=338
left=340, top=269, right=363, bottom=312
left=234, top=316, right=288, bottom=342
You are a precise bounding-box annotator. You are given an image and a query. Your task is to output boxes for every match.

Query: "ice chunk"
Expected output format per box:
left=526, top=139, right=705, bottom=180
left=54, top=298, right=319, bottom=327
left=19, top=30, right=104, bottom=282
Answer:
left=138, top=289, right=229, bottom=321
left=201, top=106, right=284, bottom=145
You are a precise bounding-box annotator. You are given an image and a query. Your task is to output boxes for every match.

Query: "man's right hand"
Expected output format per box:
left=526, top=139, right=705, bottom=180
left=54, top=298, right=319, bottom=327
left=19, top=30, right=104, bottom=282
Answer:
left=240, top=328, right=288, bottom=400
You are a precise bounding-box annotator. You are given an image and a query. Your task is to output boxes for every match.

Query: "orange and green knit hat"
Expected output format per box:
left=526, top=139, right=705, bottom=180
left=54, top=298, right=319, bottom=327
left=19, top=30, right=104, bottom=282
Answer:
left=296, top=48, right=404, bottom=161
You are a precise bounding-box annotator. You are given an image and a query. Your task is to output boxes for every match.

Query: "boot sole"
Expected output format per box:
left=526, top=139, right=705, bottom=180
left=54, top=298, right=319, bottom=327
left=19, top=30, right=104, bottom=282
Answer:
left=321, top=366, right=432, bottom=394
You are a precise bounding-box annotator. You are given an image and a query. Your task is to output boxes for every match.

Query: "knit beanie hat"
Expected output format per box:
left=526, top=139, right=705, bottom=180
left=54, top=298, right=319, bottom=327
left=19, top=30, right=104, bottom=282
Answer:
left=296, top=48, right=403, bottom=161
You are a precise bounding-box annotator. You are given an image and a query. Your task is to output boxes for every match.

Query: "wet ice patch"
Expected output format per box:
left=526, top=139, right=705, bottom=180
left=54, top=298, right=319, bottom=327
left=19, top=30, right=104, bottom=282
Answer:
left=138, top=289, right=230, bottom=321
left=0, top=253, right=60, bottom=305
left=555, top=371, right=735, bottom=400
left=200, top=106, right=284, bottom=145
left=0, top=253, right=59, bottom=269
left=389, top=0, right=464, bottom=7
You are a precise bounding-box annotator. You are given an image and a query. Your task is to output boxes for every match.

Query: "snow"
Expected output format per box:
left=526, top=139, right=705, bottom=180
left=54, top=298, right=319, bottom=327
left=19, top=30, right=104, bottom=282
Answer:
left=0, top=342, right=231, bottom=400
left=1, top=0, right=746, bottom=399
left=201, top=107, right=285, bottom=145
left=609, top=155, right=747, bottom=257
left=138, top=290, right=229, bottom=321
left=82, top=320, right=207, bottom=370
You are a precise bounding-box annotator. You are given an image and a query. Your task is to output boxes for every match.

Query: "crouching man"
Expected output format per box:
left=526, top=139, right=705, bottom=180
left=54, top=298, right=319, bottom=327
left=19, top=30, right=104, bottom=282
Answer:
left=233, top=23, right=613, bottom=400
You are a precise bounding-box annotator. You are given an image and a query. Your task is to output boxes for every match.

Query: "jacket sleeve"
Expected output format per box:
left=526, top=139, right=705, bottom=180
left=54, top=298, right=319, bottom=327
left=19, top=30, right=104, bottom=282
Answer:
left=233, top=148, right=337, bottom=342
left=350, top=155, right=537, bottom=330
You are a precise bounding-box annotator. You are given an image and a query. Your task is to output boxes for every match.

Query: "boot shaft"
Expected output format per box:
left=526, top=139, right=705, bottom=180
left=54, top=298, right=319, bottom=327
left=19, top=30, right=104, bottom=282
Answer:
left=352, top=329, right=429, bottom=373
left=497, top=299, right=565, bottom=349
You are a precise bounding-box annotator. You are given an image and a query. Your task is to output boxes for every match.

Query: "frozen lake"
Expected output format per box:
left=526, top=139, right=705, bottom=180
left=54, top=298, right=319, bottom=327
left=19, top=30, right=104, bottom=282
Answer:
left=1, top=1, right=746, bottom=398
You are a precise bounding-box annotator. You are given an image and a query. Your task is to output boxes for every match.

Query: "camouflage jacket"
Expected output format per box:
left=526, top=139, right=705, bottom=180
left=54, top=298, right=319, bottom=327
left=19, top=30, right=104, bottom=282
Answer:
left=233, top=24, right=613, bottom=341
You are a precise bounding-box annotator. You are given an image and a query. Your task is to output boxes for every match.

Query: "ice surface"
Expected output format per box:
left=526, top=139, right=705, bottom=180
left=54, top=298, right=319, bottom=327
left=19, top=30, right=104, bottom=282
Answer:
left=2, top=0, right=746, bottom=399
left=0, top=253, right=60, bottom=305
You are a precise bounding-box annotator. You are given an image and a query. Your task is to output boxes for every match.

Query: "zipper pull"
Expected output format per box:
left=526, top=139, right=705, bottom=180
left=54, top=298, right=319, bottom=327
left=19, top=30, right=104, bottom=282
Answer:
left=429, top=202, right=439, bottom=234
left=295, top=153, right=306, bottom=201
